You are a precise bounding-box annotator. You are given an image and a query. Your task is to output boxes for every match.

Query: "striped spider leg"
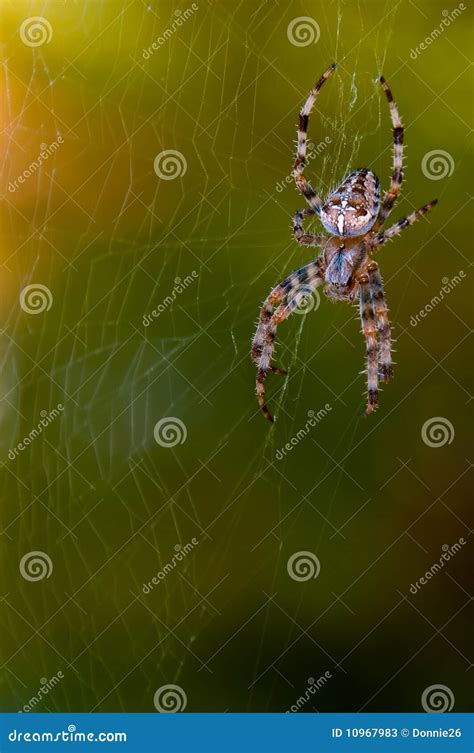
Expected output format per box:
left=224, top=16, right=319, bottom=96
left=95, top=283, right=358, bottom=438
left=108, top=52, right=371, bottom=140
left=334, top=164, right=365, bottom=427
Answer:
left=251, top=254, right=325, bottom=423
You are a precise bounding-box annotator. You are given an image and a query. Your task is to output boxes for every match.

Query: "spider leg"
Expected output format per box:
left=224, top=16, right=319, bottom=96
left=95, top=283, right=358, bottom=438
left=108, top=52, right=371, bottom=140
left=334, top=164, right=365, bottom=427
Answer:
left=367, top=261, right=392, bottom=382
left=358, top=273, right=379, bottom=416
left=251, top=283, right=286, bottom=370
left=253, top=258, right=324, bottom=422
left=293, top=63, right=336, bottom=215
left=374, top=76, right=404, bottom=230
left=293, top=208, right=328, bottom=246
left=372, top=200, right=438, bottom=247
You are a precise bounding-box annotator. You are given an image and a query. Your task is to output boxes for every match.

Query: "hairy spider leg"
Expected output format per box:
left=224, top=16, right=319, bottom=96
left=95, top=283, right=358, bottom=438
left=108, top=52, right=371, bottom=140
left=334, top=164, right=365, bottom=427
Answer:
left=358, top=273, right=379, bottom=416
left=254, top=258, right=324, bottom=422
left=367, top=261, right=392, bottom=382
left=375, top=76, right=404, bottom=229
left=293, top=63, right=336, bottom=216
left=373, top=200, right=438, bottom=246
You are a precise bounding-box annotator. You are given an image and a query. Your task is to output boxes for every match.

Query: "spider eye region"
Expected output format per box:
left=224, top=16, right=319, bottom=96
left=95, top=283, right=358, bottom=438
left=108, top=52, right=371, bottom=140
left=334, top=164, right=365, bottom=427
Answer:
left=320, top=168, right=380, bottom=237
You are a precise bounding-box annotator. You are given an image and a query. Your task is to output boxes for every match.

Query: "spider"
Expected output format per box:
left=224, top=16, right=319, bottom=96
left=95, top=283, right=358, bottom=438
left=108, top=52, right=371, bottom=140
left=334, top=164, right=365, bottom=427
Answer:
left=251, top=63, right=437, bottom=423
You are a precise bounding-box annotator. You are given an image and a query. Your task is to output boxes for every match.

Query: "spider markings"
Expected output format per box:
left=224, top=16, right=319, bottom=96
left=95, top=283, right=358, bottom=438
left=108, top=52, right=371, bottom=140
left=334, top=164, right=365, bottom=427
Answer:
left=251, top=63, right=438, bottom=423
left=320, top=169, right=381, bottom=237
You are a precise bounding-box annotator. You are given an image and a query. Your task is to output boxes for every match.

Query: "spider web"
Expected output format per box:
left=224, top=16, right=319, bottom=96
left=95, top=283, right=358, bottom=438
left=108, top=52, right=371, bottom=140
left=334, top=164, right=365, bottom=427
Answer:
left=1, top=0, right=472, bottom=714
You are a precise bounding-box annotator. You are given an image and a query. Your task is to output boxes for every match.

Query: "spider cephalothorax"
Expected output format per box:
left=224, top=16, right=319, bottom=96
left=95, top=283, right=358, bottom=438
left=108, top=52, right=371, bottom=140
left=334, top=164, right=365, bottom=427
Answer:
left=251, top=63, right=437, bottom=422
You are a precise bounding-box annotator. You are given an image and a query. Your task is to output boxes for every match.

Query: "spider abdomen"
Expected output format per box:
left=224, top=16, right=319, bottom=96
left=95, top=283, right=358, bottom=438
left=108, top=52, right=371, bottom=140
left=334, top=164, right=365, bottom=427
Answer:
left=320, top=168, right=380, bottom=237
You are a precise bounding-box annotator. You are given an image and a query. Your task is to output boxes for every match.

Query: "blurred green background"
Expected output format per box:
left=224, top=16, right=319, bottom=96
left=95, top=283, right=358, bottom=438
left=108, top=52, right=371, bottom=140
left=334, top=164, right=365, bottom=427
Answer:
left=1, top=0, right=472, bottom=713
